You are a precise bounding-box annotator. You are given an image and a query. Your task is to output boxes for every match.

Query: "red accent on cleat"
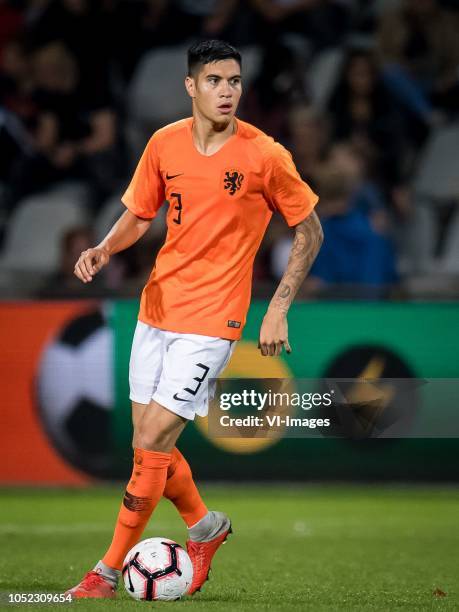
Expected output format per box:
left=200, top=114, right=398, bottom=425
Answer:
left=65, top=571, right=116, bottom=599
left=186, top=525, right=232, bottom=595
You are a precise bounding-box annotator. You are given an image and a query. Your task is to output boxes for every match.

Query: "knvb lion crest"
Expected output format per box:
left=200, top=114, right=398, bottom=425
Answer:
left=224, top=170, right=244, bottom=196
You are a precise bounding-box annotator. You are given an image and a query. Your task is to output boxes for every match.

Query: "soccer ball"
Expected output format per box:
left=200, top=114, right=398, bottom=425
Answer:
left=122, top=538, right=193, bottom=601
left=36, top=309, right=119, bottom=478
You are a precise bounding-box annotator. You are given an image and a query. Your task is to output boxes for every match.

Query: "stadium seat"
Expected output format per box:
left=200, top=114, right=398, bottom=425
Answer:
left=414, top=123, right=459, bottom=201
left=0, top=189, right=88, bottom=275
left=95, top=194, right=168, bottom=250
left=127, top=44, right=190, bottom=129
left=94, top=194, right=125, bottom=244
left=440, top=208, right=459, bottom=274
left=410, top=123, right=459, bottom=274
left=239, top=46, right=263, bottom=85
left=126, top=44, right=191, bottom=161
left=307, top=47, right=344, bottom=108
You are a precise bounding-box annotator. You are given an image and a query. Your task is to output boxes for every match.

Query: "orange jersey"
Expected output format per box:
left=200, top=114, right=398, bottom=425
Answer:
left=122, top=117, right=318, bottom=340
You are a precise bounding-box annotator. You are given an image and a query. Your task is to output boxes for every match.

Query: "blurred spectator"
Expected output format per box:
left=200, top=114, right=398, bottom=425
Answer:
left=0, top=0, right=24, bottom=58
left=328, top=48, right=413, bottom=190
left=102, top=0, right=171, bottom=83
left=377, top=0, right=459, bottom=118
left=6, top=42, right=119, bottom=209
left=0, top=36, right=35, bottom=185
left=23, top=0, right=54, bottom=28
left=271, top=142, right=398, bottom=293
left=327, top=142, right=391, bottom=230
left=250, top=0, right=353, bottom=50
left=287, top=104, right=329, bottom=183
left=173, top=0, right=239, bottom=42
left=309, top=145, right=398, bottom=291
left=112, top=234, right=163, bottom=297
left=200, top=0, right=247, bottom=44
left=241, top=42, right=308, bottom=142
left=1, top=36, right=34, bottom=121
left=26, top=0, right=110, bottom=96
left=37, top=225, right=104, bottom=297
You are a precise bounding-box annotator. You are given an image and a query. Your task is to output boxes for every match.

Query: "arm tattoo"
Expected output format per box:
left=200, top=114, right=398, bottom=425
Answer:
left=278, top=284, right=291, bottom=298
left=269, top=210, right=323, bottom=314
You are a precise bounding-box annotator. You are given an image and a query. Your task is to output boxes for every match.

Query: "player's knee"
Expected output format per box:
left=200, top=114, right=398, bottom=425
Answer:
left=136, top=423, right=171, bottom=452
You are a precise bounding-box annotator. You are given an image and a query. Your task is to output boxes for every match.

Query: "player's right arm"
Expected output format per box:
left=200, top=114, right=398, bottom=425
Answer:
left=74, top=210, right=152, bottom=283
left=75, top=134, right=165, bottom=284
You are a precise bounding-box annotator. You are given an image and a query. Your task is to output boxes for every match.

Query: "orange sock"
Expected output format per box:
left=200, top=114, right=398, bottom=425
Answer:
left=163, top=448, right=208, bottom=527
left=102, top=448, right=171, bottom=570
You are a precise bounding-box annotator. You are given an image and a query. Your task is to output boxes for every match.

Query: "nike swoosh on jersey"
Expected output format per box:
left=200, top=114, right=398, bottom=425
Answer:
left=166, top=172, right=184, bottom=180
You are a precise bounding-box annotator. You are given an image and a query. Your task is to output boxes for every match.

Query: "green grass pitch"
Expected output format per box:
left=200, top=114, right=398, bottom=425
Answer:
left=0, top=485, right=458, bottom=611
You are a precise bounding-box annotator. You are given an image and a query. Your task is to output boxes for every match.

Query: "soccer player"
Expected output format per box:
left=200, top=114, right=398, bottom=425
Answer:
left=67, top=39, right=322, bottom=598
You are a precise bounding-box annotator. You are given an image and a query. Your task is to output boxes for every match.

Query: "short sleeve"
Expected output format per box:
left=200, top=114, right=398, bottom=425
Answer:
left=264, top=142, right=318, bottom=227
left=121, top=135, right=165, bottom=219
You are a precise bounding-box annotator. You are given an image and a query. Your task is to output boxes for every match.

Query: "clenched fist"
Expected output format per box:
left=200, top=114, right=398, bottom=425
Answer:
left=258, top=307, right=292, bottom=357
left=74, top=247, right=110, bottom=283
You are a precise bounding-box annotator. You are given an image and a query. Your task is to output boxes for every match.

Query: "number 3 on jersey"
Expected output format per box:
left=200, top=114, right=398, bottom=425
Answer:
left=171, top=192, right=183, bottom=225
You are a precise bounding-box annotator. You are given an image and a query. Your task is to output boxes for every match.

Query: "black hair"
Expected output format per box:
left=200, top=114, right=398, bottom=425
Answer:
left=187, top=39, right=242, bottom=77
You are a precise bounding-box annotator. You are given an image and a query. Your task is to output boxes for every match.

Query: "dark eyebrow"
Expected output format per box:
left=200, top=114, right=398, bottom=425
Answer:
left=206, top=73, right=241, bottom=79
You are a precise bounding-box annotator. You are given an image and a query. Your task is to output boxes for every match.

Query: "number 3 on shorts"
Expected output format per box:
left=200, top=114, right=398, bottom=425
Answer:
left=173, top=363, right=210, bottom=402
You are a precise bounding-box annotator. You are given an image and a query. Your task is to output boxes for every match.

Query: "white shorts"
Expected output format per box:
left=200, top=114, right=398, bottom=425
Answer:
left=129, top=321, right=236, bottom=420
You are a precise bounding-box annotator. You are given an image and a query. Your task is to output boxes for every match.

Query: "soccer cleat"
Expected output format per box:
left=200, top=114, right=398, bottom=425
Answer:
left=186, top=523, right=232, bottom=595
left=65, top=570, right=116, bottom=599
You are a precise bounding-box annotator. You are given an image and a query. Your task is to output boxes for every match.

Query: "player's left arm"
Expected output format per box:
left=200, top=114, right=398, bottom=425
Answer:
left=258, top=210, right=323, bottom=356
